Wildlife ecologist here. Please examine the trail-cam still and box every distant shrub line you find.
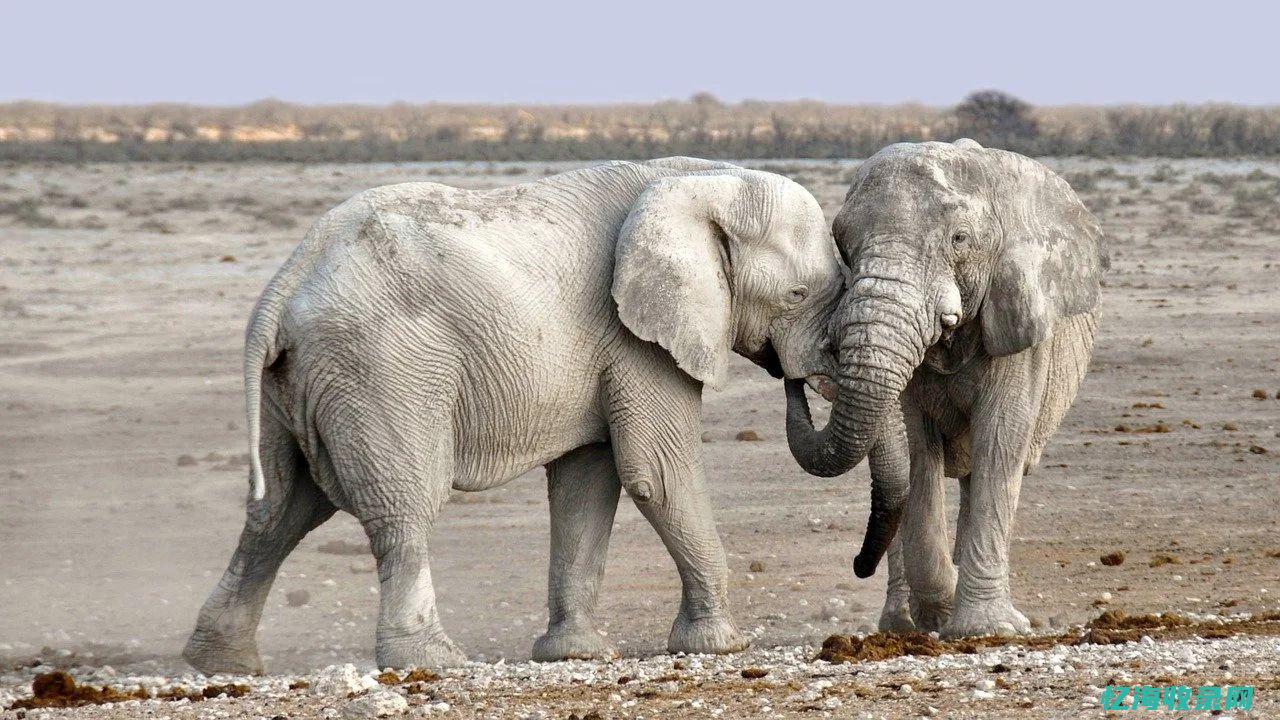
[3,93,1279,161]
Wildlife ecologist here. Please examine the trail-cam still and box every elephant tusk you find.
[805,374,837,402]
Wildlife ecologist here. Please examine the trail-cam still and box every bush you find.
[0,198,57,227]
[953,90,1039,145]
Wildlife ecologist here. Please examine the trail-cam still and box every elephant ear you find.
[978,149,1109,357]
[613,175,745,390]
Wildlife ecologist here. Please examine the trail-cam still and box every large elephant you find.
[785,140,1107,637]
[184,157,844,674]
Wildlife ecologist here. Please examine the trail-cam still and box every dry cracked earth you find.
[1,157,1278,718]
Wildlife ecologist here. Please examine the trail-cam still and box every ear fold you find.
[613,175,747,389]
[977,149,1109,357]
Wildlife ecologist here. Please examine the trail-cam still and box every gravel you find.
[3,627,1276,719]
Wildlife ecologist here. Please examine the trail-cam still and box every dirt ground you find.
[1,158,1277,700]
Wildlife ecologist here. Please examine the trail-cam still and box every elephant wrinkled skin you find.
[785,140,1107,638]
[183,157,844,674]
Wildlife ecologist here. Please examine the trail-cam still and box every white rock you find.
[973,689,995,700]
[310,664,379,696]
[342,689,408,719]
[974,679,996,691]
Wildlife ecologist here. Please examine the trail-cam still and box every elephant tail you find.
[242,194,368,501]
[243,284,286,502]
[243,226,325,501]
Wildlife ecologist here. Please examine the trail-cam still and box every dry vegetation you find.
[4,92,1280,161]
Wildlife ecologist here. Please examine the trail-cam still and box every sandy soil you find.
[1,158,1278,717]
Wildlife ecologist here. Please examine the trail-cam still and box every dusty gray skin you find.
[785,140,1107,637]
[183,157,844,674]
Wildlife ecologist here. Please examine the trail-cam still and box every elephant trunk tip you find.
[852,501,904,580]
[851,552,879,579]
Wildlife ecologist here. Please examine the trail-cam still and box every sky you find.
[7,0,1279,106]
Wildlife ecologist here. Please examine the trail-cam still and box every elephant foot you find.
[376,631,467,670]
[668,613,748,655]
[908,592,954,633]
[183,628,264,676]
[877,593,917,633]
[940,597,1030,639]
[532,624,618,662]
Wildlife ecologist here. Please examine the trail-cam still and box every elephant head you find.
[785,140,1108,576]
[612,167,843,392]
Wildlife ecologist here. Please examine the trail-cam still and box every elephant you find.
[784,140,1107,637]
[183,157,845,674]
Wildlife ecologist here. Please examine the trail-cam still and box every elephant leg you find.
[901,420,957,633]
[184,415,336,675]
[606,365,746,655]
[877,534,916,633]
[628,473,746,655]
[532,443,621,661]
[326,401,465,669]
[953,473,972,563]
[942,362,1039,638]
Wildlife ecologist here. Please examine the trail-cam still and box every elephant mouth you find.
[805,374,837,402]
[744,340,785,379]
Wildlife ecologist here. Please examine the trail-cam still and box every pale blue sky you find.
[7,0,1278,105]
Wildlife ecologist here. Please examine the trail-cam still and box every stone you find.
[309,664,379,696]
[341,688,408,718]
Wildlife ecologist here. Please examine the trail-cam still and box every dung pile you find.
[6,670,250,710]
[816,632,946,663]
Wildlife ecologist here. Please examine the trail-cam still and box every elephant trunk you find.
[784,289,932,576]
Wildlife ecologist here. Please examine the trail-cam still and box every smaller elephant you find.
[184,157,844,674]
[785,140,1107,637]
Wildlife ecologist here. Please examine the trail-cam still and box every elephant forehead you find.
[857,143,986,196]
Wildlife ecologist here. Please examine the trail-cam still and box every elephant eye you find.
[787,286,809,303]
[951,231,971,245]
